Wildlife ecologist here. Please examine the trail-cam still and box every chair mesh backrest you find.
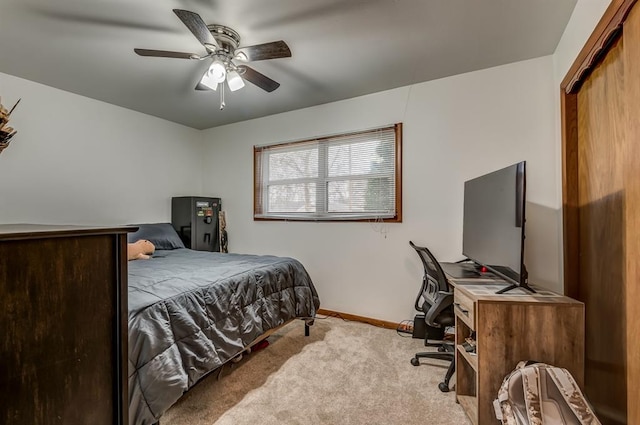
[409,241,450,302]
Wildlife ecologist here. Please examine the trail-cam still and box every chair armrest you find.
[424,291,454,326]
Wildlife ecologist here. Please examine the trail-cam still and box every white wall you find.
[0,72,203,225]
[554,0,612,85]
[201,56,559,322]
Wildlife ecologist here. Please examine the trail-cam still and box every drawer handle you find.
[454,303,469,316]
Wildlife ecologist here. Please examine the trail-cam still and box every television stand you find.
[495,282,536,294]
[494,264,532,294]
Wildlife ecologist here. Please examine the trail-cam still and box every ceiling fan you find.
[134,9,291,109]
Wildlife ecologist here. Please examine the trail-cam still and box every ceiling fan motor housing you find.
[207,25,240,55]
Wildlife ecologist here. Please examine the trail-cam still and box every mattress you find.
[127,249,320,425]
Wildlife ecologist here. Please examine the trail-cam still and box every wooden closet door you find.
[576,35,627,425]
[565,3,640,424]
[623,5,640,424]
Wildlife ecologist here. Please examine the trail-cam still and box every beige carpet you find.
[161,317,472,425]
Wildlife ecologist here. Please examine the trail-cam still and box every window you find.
[254,123,402,221]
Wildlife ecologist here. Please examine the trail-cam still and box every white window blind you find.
[254,123,402,221]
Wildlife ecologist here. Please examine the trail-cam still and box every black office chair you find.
[408,241,456,393]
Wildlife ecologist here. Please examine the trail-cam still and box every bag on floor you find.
[493,361,601,425]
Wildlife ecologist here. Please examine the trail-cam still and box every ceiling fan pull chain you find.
[220,81,226,110]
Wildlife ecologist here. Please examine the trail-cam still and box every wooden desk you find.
[450,282,584,425]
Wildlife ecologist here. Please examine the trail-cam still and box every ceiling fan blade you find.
[238,65,280,92]
[195,82,211,91]
[173,9,219,50]
[30,5,180,33]
[134,49,200,59]
[236,41,291,62]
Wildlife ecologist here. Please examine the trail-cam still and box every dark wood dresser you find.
[0,224,132,425]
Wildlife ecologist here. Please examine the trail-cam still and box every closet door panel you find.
[623,5,640,424]
[576,36,627,424]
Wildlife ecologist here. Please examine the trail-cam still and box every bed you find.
[126,224,320,425]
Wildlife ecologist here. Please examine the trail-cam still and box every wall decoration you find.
[0,97,20,155]
[219,211,228,253]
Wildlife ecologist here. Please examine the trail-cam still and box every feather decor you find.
[0,96,20,155]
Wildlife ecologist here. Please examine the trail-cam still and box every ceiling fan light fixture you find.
[227,70,245,92]
[200,71,219,91]
[208,60,226,83]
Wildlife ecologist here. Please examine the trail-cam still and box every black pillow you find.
[127,223,185,250]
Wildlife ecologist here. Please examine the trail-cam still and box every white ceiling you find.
[0,0,577,130]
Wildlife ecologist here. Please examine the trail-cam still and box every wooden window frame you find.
[254,123,403,222]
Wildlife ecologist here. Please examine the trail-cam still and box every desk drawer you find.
[454,290,475,330]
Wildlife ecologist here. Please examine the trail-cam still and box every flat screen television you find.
[462,161,532,294]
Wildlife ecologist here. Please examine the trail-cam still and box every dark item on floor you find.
[252,339,270,352]
[411,314,447,341]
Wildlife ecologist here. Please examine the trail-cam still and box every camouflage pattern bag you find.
[494,361,601,425]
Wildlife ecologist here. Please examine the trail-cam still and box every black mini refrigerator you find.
[171,196,221,252]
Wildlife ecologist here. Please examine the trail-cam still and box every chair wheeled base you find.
[410,343,455,392]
